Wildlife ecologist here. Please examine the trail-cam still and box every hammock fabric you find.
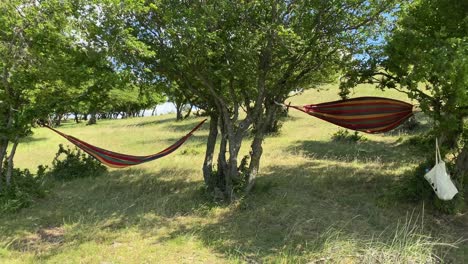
[45,119,207,168]
[287,97,413,133]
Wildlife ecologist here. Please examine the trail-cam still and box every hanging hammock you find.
[285,97,413,133]
[44,119,207,168]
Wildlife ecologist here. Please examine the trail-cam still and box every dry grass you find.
[0,84,466,263]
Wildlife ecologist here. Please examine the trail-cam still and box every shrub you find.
[0,164,47,213]
[331,129,367,143]
[397,158,465,214]
[49,144,107,180]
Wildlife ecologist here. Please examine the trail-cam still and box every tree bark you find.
[203,114,218,189]
[246,102,277,193]
[455,145,468,181]
[246,131,264,193]
[175,101,183,121]
[0,139,8,191]
[88,112,97,125]
[54,114,63,126]
[0,108,14,191]
[217,116,228,191]
[184,104,192,119]
[6,136,19,187]
[152,106,157,116]
[74,112,80,123]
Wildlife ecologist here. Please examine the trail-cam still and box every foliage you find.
[342,0,468,144]
[331,129,367,143]
[394,156,465,214]
[48,144,107,181]
[341,0,468,212]
[0,164,47,213]
[116,0,397,199]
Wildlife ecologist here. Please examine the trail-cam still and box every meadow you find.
[1,85,467,263]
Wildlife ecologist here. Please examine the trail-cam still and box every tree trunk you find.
[74,112,80,123]
[0,139,8,192]
[88,112,97,125]
[0,108,14,191]
[246,133,263,193]
[152,106,157,116]
[203,114,218,189]
[54,114,63,126]
[455,145,468,183]
[246,103,277,193]
[217,117,228,193]
[226,134,242,201]
[6,136,19,187]
[184,104,192,119]
[175,101,183,121]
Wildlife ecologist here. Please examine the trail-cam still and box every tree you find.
[120,0,395,200]
[0,0,79,189]
[341,0,468,173]
[0,0,133,190]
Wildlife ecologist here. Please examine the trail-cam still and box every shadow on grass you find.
[0,167,211,258]
[153,161,429,262]
[0,141,451,262]
[287,138,424,166]
[19,136,48,144]
[130,116,177,127]
[134,134,207,148]
[131,116,211,133]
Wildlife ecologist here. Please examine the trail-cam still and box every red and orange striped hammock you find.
[45,119,206,168]
[285,97,413,133]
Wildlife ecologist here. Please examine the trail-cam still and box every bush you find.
[0,164,47,213]
[331,129,367,143]
[397,158,465,214]
[49,144,107,180]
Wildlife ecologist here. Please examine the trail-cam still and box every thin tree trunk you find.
[226,135,242,201]
[175,101,183,121]
[54,114,63,126]
[455,145,468,181]
[74,112,80,123]
[203,114,218,188]
[184,104,192,119]
[0,108,14,191]
[246,103,277,193]
[152,106,157,116]
[6,136,19,187]
[0,140,8,192]
[217,116,228,190]
[246,134,263,193]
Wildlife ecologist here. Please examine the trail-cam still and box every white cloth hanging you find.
[424,138,458,200]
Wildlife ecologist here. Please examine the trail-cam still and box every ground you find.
[1,84,467,263]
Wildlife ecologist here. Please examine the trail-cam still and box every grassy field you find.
[1,84,467,263]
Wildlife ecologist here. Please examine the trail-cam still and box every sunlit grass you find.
[1,84,465,263]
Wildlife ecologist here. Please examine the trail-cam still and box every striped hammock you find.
[45,119,207,168]
[288,97,413,133]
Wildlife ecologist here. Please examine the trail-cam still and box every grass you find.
[1,84,467,263]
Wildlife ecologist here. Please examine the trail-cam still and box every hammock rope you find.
[279,97,413,134]
[44,119,207,168]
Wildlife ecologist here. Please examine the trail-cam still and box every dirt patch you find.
[9,226,65,252]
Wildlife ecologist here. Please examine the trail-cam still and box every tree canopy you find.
[115,0,397,199]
